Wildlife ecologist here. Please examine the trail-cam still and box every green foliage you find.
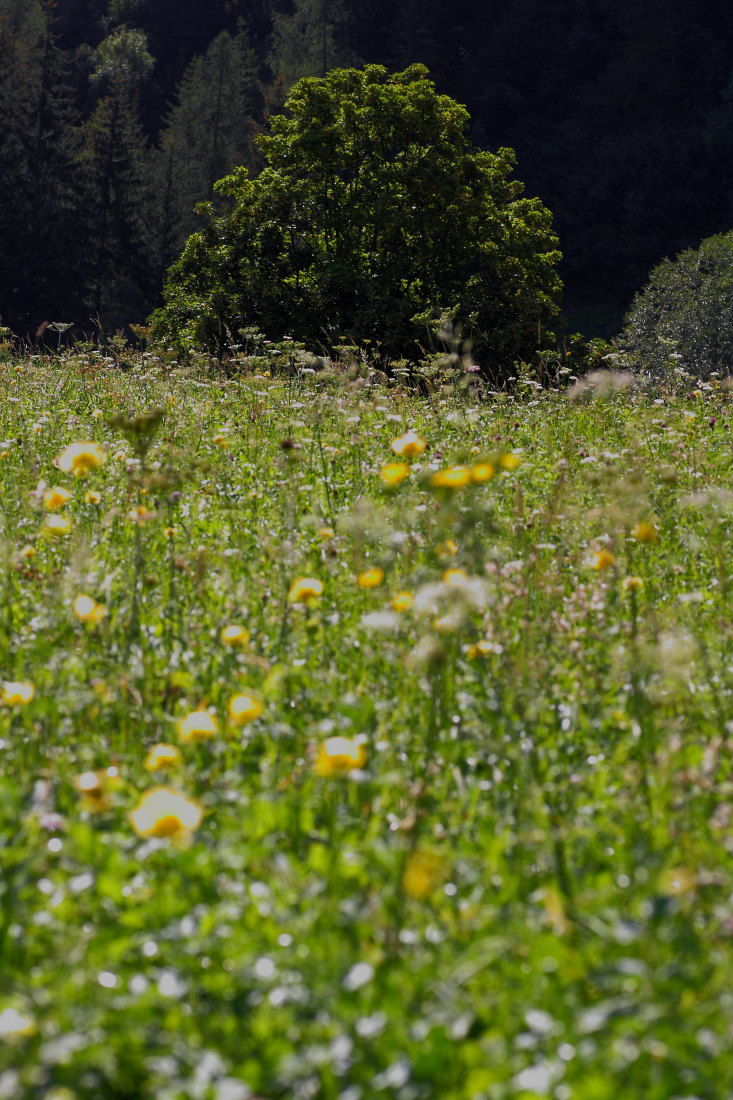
[621,230,733,381]
[151,64,562,373]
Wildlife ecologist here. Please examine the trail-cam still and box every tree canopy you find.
[151,64,562,370]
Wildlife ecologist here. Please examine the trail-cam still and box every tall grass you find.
[1,352,731,1099]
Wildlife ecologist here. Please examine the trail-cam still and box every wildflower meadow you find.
[1,351,732,1099]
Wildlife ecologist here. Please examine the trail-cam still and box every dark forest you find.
[3,0,733,341]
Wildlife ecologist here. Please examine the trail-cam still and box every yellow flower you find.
[213,433,230,449]
[164,526,176,539]
[357,566,384,588]
[0,1007,37,1040]
[73,766,121,812]
[589,549,615,571]
[128,505,155,525]
[631,522,659,543]
[499,453,522,470]
[129,786,203,842]
[443,568,468,585]
[379,462,409,487]
[430,466,471,490]
[317,526,335,540]
[220,624,250,648]
[84,489,101,505]
[144,743,183,772]
[314,736,367,777]
[227,693,264,725]
[19,545,36,559]
[40,514,72,539]
[72,594,107,625]
[1,681,35,706]
[471,462,495,483]
[466,639,494,659]
[391,591,414,612]
[622,576,645,592]
[402,850,446,900]
[0,450,9,460]
[56,440,106,476]
[288,576,324,603]
[435,539,458,559]
[390,430,427,458]
[91,408,104,419]
[43,486,72,511]
[177,709,218,744]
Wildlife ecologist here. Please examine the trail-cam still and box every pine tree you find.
[152,27,262,278]
[79,81,154,328]
[268,0,357,90]
[0,0,83,333]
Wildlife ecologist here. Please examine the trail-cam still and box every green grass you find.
[1,353,732,1099]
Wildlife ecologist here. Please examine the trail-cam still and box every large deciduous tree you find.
[151,64,562,372]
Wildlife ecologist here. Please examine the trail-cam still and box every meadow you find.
[1,348,732,1100]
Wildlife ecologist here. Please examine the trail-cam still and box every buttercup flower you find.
[589,549,615,571]
[128,505,155,525]
[129,786,203,842]
[43,486,72,511]
[314,736,367,777]
[19,546,36,559]
[390,430,426,458]
[40,514,72,539]
[631,522,659,543]
[499,453,522,470]
[84,489,101,505]
[430,466,471,490]
[357,566,384,588]
[466,639,495,659]
[443,568,468,585]
[1,681,35,706]
[435,539,458,559]
[56,441,106,476]
[379,462,409,487]
[391,591,414,612]
[177,709,218,744]
[227,693,264,725]
[72,594,107,625]
[144,743,183,772]
[402,850,446,900]
[288,577,324,603]
[622,576,645,592]
[471,462,495,483]
[220,624,250,648]
[317,526,335,540]
[73,766,121,812]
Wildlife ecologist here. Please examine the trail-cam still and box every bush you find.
[620,230,733,381]
[150,64,562,374]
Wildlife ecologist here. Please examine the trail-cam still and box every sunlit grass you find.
[1,354,732,1099]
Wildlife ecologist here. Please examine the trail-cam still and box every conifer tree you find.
[78,28,155,329]
[0,0,83,333]
[268,0,357,89]
[152,27,262,277]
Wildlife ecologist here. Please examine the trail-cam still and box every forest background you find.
[3,0,733,344]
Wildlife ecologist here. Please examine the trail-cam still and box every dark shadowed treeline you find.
[3,0,733,339]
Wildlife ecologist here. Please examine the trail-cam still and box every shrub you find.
[150,64,562,375]
[620,230,733,381]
